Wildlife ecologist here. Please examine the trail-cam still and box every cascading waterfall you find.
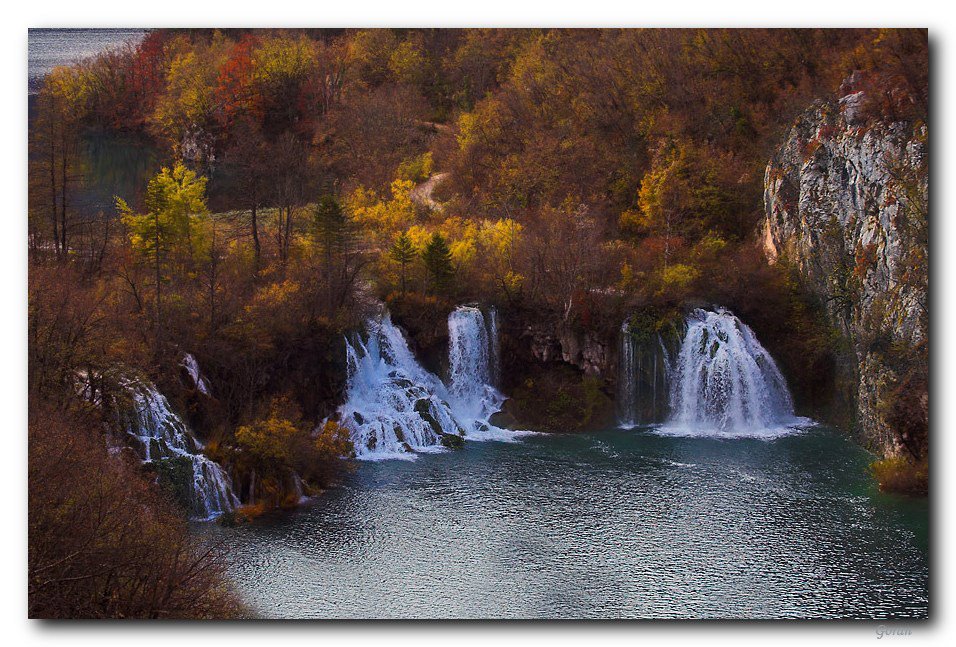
[341,306,527,460]
[662,308,799,437]
[180,353,211,395]
[119,376,239,519]
[341,314,466,460]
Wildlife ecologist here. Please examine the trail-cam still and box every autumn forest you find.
[27,28,929,619]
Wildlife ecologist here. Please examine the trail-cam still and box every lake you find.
[28,28,162,214]
[199,425,929,620]
[28,28,147,94]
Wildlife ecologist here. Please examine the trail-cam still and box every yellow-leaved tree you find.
[347,179,418,245]
[117,162,209,340]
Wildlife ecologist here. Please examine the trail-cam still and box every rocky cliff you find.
[520,321,614,378]
[492,311,618,432]
[762,84,928,458]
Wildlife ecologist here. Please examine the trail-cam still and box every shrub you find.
[870,456,928,496]
[231,397,354,506]
[396,152,434,183]
[29,404,240,618]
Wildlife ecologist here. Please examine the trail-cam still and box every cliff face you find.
[493,312,618,432]
[521,321,614,378]
[762,88,927,457]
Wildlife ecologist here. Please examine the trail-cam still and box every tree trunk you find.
[251,203,261,271]
[154,212,162,345]
[59,133,68,258]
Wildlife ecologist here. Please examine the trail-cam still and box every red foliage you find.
[214,35,263,133]
[126,31,172,128]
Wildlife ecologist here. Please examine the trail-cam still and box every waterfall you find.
[119,376,239,519]
[447,306,514,439]
[662,308,799,437]
[488,307,501,387]
[618,320,638,428]
[180,353,211,395]
[341,307,528,460]
[340,314,465,460]
[617,318,674,427]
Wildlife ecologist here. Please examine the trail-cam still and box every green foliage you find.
[311,195,354,255]
[147,455,196,513]
[660,263,700,290]
[421,232,456,294]
[389,231,418,294]
[252,36,315,89]
[118,161,210,265]
[388,39,428,86]
[116,162,210,335]
[347,29,399,86]
[625,308,682,345]
[396,152,434,183]
[390,231,418,265]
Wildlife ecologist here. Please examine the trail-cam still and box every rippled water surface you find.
[199,426,928,619]
[28,29,147,94]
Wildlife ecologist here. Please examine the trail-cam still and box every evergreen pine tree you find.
[389,231,417,295]
[421,232,455,294]
[311,195,356,310]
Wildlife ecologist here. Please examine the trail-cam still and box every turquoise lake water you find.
[199,425,929,620]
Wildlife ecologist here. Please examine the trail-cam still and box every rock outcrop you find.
[493,311,618,432]
[523,322,613,378]
[762,86,928,457]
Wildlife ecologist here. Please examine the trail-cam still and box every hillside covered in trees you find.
[28,28,928,618]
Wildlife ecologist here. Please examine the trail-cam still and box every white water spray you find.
[448,306,503,419]
[181,353,211,395]
[341,307,528,460]
[120,376,239,519]
[446,306,523,442]
[661,308,801,438]
[340,314,465,460]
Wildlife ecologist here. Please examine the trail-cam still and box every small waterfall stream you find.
[119,376,239,519]
[617,319,674,427]
[488,307,501,387]
[447,306,504,423]
[180,353,211,395]
[341,306,526,460]
[618,320,639,428]
[662,308,798,437]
